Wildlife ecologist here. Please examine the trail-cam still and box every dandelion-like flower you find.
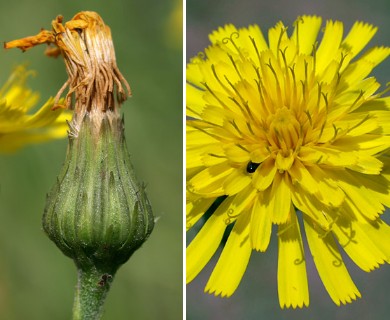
[186,15,390,308]
[0,66,70,152]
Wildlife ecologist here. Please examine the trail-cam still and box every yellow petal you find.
[186,83,205,118]
[303,216,361,305]
[316,20,344,75]
[291,185,330,230]
[186,57,205,88]
[332,215,388,271]
[188,162,233,196]
[224,143,250,163]
[367,110,390,135]
[1,95,69,126]
[187,197,234,283]
[333,112,378,137]
[186,125,219,147]
[250,194,272,251]
[0,128,67,153]
[223,169,251,195]
[293,15,322,55]
[268,21,288,56]
[332,134,390,155]
[275,152,294,171]
[186,146,208,169]
[250,145,270,163]
[278,211,309,308]
[205,212,251,297]
[224,185,257,220]
[306,165,345,207]
[346,169,390,209]
[186,197,216,230]
[252,157,277,191]
[202,105,227,126]
[202,146,227,167]
[358,218,390,261]
[209,24,238,45]
[341,47,390,89]
[360,46,390,67]
[347,153,383,175]
[240,24,269,59]
[341,21,377,59]
[269,172,292,224]
[329,169,383,220]
[289,159,319,195]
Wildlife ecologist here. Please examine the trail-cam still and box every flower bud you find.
[43,111,153,271]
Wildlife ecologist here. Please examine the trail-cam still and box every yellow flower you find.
[166,0,183,49]
[186,15,390,308]
[0,66,70,153]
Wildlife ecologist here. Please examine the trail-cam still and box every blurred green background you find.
[187,0,390,319]
[0,0,182,319]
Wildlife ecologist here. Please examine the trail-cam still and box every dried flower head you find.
[5,11,131,134]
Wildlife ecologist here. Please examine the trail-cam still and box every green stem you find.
[72,266,115,320]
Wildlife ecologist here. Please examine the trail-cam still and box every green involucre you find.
[43,112,154,273]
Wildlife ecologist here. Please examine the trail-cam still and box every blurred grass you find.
[187,0,390,319]
[0,0,182,319]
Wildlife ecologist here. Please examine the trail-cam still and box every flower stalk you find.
[73,266,113,320]
[5,11,154,319]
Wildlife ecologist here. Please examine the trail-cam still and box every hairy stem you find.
[72,266,115,320]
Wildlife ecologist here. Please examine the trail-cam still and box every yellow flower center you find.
[267,106,301,172]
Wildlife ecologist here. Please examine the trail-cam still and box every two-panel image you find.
[0,0,390,319]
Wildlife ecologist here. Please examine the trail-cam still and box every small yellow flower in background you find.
[166,0,183,49]
[0,66,71,153]
[186,15,390,308]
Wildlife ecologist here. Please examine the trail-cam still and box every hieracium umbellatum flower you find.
[6,11,154,319]
[187,16,390,308]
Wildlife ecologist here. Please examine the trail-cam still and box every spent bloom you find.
[186,15,390,308]
[5,12,154,318]
[0,66,70,152]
